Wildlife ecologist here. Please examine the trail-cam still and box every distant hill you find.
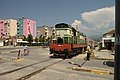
[88,34,102,41]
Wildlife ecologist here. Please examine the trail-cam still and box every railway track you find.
[0,58,64,80]
[17,59,64,80]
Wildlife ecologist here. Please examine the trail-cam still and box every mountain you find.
[88,34,102,41]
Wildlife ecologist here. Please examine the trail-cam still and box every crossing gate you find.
[0,50,21,62]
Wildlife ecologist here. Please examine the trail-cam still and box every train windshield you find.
[57,37,63,44]
[56,29,67,37]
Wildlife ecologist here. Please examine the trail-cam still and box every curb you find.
[94,57,114,60]
[68,67,113,75]
[0,52,9,54]
[83,57,114,60]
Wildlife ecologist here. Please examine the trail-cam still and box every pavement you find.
[94,50,114,60]
[0,45,23,48]
[0,46,114,79]
[68,49,114,75]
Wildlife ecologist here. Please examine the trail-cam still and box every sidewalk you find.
[94,50,114,60]
[70,50,114,75]
[75,50,114,60]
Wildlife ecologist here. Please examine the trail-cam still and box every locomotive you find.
[49,23,87,58]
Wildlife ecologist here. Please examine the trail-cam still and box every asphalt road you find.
[28,48,114,80]
[0,46,114,80]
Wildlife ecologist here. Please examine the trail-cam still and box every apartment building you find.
[17,17,36,39]
[0,19,17,37]
[0,20,5,37]
[37,26,55,39]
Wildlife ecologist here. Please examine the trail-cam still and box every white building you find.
[37,26,55,39]
[4,19,17,37]
[102,29,115,50]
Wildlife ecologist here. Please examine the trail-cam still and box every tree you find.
[27,34,33,43]
[42,36,46,43]
[39,35,42,42]
[46,37,50,42]
[23,35,26,41]
[35,37,38,43]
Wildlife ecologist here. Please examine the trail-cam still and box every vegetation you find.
[23,35,26,41]
[35,37,38,43]
[27,34,33,43]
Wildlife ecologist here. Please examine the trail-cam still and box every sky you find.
[0,0,115,37]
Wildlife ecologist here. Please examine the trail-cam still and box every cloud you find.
[71,20,82,31]
[80,6,115,36]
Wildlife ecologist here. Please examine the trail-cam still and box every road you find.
[0,46,114,80]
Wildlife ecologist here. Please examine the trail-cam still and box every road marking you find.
[68,67,113,75]
[90,69,110,75]
[14,58,24,62]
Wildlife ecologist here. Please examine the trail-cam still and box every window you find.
[113,33,115,37]
[1,29,3,31]
[57,37,63,44]
[0,21,3,23]
[70,30,71,34]
[8,23,10,26]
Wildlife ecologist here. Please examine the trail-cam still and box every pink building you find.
[23,18,36,38]
[0,20,5,37]
[18,17,36,39]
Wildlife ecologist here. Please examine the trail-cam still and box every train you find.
[49,23,87,58]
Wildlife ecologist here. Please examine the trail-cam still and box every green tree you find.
[39,35,42,42]
[35,37,38,43]
[42,36,46,43]
[23,35,26,41]
[27,34,33,43]
[46,37,50,42]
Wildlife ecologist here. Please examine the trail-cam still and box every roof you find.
[103,29,115,35]
[55,23,70,28]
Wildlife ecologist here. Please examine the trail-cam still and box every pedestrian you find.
[14,42,16,47]
[24,45,29,56]
[86,45,91,61]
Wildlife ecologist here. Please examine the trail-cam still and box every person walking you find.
[86,45,91,61]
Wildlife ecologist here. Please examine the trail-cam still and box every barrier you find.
[0,50,22,61]
[17,50,21,59]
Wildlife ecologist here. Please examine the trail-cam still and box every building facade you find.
[0,19,17,37]
[6,19,17,37]
[102,29,115,50]
[37,26,55,39]
[17,17,36,39]
[0,20,5,37]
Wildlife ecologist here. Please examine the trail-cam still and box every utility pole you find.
[115,0,120,80]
